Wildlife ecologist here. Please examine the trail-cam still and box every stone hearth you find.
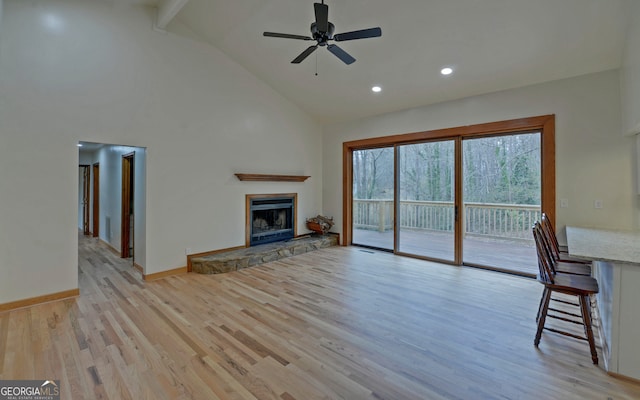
[191,234,338,274]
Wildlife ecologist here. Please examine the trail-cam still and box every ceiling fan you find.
[263,1,382,65]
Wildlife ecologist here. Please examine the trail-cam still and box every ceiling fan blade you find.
[334,27,382,42]
[292,45,318,64]
[314,2,329,33]
[264,32,313,40]
[327,44,355,65]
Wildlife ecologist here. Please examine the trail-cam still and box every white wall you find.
[134,146,146,268]
[323,70,637,245]
[619,0,640,220]
[0,0,322,304]
[620,0,640,136]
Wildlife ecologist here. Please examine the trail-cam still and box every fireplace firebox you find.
[247,194,296,246]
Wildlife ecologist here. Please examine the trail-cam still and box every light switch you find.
[560,199,569,208]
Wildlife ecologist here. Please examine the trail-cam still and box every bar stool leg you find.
[536,287,548,323]
[579,295,598,364]
[535,288,552,346]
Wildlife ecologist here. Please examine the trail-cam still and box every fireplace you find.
[246,194,296,246]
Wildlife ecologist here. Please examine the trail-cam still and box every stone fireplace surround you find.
[190,234,338,274]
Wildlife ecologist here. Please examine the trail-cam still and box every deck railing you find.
[353,199,540,241]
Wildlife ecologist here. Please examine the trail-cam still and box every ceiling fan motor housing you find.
[311,22,335,45]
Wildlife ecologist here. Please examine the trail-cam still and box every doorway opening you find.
[78,142,146,273]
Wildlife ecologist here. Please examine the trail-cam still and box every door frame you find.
[342,115,555,265]
[92,163,100,238]
[80,165,91,235]
[121,153,135,258]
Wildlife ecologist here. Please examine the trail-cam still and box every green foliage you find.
[353,148,394,200]
[463,133,540,205]
[353,132,541,206]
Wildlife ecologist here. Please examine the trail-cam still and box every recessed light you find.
[441,67,453,75]
[371,86,382,93]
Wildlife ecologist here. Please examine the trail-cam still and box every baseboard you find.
[133,263,144,274]
[99,239,121,257]
[186,245,246,272]
[144,266,188,281]
[607,371,640,385]
[0,288,80,313]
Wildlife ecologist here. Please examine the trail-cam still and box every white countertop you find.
[566,226,640,265]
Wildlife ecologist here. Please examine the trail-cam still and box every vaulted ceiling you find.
[158,0,631,124]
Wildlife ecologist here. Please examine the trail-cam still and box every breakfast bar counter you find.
[566,226,640,381]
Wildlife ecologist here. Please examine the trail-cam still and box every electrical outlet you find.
[560,199,569,208]
[594,200,603,209]
[185,247,192,255]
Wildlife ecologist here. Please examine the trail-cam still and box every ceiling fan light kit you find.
[263,1,382,65]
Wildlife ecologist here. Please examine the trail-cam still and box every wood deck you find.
[353,228,537,276]
[1,235,639,399]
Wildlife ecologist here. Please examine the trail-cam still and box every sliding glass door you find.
[346,116,552,277]
[398,140,456,262]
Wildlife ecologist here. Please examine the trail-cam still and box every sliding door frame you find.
[342,115,555,264]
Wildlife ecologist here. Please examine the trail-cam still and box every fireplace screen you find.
[250,196,295,246]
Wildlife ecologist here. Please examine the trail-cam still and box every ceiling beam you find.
[155,0,190,31]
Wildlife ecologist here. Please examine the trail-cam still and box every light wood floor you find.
[2,236,640,399]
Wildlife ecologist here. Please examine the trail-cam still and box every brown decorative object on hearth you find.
[235,173,310,182]
[306,215,334,235]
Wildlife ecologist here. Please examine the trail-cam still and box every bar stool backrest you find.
[533,222,555,284]
[540,213,562,260]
